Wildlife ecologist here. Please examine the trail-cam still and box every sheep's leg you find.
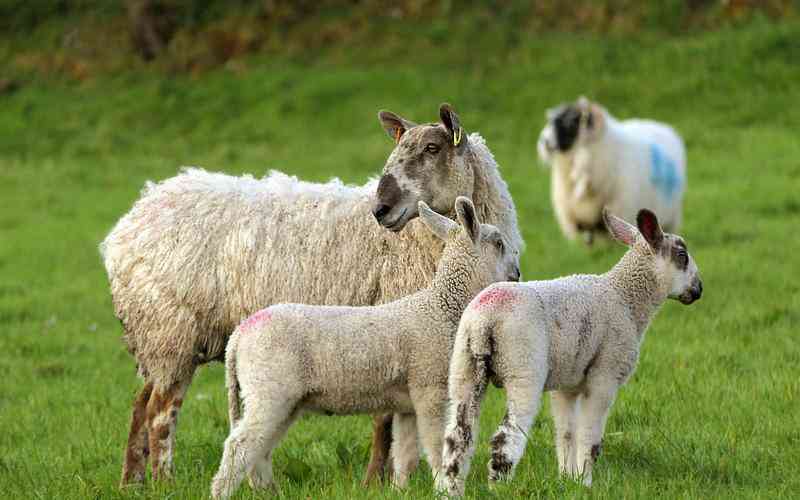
[550,391,579,476]
[120,381,154,485]
[211,404,297,499]
[442,339,489,496]
[363,413,394,485]
[146,376,192,481]
[390,413,418,488]
[487,378,543,483]
[414,401,446,491]
[574,378,618,487]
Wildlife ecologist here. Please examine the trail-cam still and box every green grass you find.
[1,18,800,499]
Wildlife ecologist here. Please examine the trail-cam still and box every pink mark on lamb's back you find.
[473,287,516,309]
[240,309,272,332]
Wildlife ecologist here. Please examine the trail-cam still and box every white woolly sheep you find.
[441,209,703,496]
[537,97,686,244]
[100,103,523,485]
[209,197,520,498]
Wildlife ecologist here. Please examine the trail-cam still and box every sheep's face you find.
[373,104,473,232]
[537,97,605,164]
[658,234,703,305]
[605,208,702,305]
[419,197,521,289]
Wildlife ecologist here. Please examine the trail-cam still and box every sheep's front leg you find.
[390,413,418,488]
[574,378,618,486]
[413,400,446,491]
[146,376,192,480]
[550,391,579,476]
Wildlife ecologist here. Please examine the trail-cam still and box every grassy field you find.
[1,16,799,499]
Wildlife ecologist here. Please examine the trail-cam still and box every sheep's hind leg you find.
[550,391,579,477]
[487,378,544,484]
[390,413,418,488]
[363,413,394,485]
[120,381,154,486]
[413,400,447,491]
[211,404,297,499]
[147,374,193,481]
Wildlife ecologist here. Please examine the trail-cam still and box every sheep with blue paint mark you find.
[537,97,686,244]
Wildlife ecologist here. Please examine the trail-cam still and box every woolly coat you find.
[544,112,686,236]
[100,134,522,388]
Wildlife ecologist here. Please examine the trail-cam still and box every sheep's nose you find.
[692,280,703,301]
[372,204,392,222]
[510,267,521,282]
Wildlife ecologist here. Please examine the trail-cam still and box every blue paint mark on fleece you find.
[649,144,681,198]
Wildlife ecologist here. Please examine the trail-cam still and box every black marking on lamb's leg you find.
[591,442,602,462]
[488,431,512,481]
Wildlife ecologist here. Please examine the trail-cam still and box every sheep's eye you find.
[677,251,688,267]
[424,143,440,154]
[495,238,505,253]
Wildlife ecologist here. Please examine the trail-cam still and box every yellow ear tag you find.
[453,127,462,146]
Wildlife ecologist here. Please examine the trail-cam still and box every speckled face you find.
[477,224,521,284]
[374,123,473,232]
[661,234,702,304]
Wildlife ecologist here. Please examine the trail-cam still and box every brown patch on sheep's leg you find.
[120,381,154,486]
[362,413,394,485]
[147,377,192,481]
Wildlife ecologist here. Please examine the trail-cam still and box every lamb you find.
[537,97,686,244]
[441,208,703,496]
[99,103,523,485]
[210,197,521,499]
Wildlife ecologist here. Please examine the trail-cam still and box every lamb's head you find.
[603,208,703,305]
[419,197,521,290]
[373,103,474,231]
[537,96,607,164]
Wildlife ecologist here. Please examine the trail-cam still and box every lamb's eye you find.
[495,238,505,253]
[424,143,440,154]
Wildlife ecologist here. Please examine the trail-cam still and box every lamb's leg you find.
[363,413,394,485]
[146,375,192,481]
[390,413,418,488]
[550,391,579,476]
[120,381,154,485]
[487,378,543,483]
[442,337,489,496]
[212,403,298,499]
[574,377,618,487]
[414,400,446,491]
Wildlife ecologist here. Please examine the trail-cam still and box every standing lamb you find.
[537,96,686,244]
[210,197,520,498]
[100,103,523,485]
[441,209,702,496]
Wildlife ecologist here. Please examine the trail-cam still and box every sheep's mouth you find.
[383,208,409,232]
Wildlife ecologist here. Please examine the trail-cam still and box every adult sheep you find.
[536,97,686,244]
[101,103,523,485]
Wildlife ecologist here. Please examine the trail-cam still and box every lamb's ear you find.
[455,196,480,245]
[418,201,457,241]
[378,110,417,143]
[636,209,664,249]
[439,103,466,152]
[602,208,637,247]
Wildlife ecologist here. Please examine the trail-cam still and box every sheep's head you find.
[537,96,606,164]
[419,197,521,288]
[373,103,474,231]
[603,208,703,305]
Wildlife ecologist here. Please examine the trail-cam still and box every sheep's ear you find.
[636,209,664,249]
[455,196,480,245]
[439,103,466,152]
[378,110,417,143]
[418,201,457,241]
[602,208,637,247]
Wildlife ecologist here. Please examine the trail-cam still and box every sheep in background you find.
[100,103,523,485]
[441,209,702,496]
[537,97,686,244]
[210,198,520,498]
